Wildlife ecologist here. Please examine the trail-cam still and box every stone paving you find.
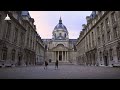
[0,65,120,79]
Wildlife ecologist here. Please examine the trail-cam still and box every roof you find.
[21,11,31,18]
[53,17,68,32]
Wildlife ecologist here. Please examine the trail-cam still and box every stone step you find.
[48,62,74,65]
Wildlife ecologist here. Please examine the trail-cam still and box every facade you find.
[0,11,45,67]
[36,34,45,65]
[43,18,77,64]
[76,11,120,67]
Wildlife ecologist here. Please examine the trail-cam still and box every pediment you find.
[51,44,68,51]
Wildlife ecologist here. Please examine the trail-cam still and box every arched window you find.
[1,47,8,61]
[11,49,16,61]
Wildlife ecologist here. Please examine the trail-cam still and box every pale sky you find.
[29,11,92,39]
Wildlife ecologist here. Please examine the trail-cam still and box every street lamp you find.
[4,13,11,20]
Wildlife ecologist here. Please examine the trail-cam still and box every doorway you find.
[59,55,62,61]
[104,56,108,66]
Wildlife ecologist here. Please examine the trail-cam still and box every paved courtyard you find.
[0,65,120,79]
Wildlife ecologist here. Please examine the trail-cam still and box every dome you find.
[53,17,68,32]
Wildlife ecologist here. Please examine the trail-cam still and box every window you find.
[14,28,18,44]
[92,32,94,47]
[11,49,16,61]
[0,15,1,32]
[30,39,32,48]
[105,18,110,28]
[92,32,94,40]
[97,26,100,35]
[27,37,29,47]
[64,33,66,38]
[59,33,61,36]
[113,26,118,38]
[89,34,91,48]
[111,12,117,24]
[102,34,105,43]
[100,52,102,61]
[107,31,110,41]
[54,33,56,38]
[1,47,7,61]
[109,49,113,61]
[98,37,100,45]
[117,47,120,61]
[6,21,11,40]
[20,32,25,46]
[101,23,104,32]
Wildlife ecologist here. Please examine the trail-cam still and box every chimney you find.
[34,25,36,30]
[82,24,86,29]
[86,16,90,23]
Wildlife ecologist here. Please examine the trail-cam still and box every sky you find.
[29,11,92,39]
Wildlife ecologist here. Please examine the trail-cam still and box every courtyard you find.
[0,65,120,79]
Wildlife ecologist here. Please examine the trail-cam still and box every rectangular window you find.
[59,33,62,36]
[98,37,100,45]
[6,21,11,40]
[89,34,91,48]
[109,49,113,61]
[0,15,1,32]
[113,26,118,38]
[105,18,110,28]
[14,28,18,44]
[101,23,104,32]
[97,26,100,35]
[20,32,24,46]
[92,32,94,47]
[100,52,102,61]
[102,34,105,43]
[117,47,120,61]
[107,31,110,41]
[11,50,16,61]
[111,12,117,24]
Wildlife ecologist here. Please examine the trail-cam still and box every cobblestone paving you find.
[0,65,120,79]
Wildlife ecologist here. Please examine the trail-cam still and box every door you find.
[104,56,108,66]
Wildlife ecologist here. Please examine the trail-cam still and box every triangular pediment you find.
[51,44,68,51]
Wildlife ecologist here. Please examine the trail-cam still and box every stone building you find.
[36,34,45,65]
[43,17,77,64]
[76,11,120,67]
[0,11,45,67]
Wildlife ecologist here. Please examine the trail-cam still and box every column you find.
[62,51,63,61]
[67,51,68,62]
[55,51,56,61]
[65,51,66,61]
[53,51,55,60]
[58,51,59,61]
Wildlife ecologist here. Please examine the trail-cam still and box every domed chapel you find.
[42,17,77,64]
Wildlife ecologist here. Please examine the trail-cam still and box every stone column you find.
[58,51,59,61]
[55,51,56,61]
[65,51,66,61]
[67,51,68,62]
[62,51,63,61]
[54,51,55,61]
